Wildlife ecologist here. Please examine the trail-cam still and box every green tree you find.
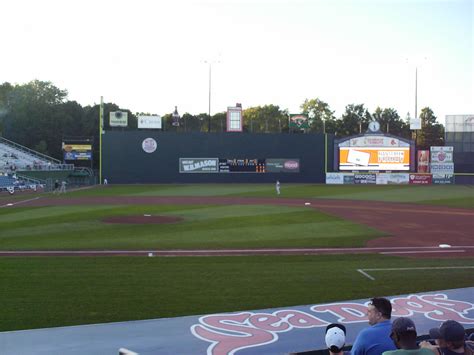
[243,105,287,133]
[300,98,336,133]
[338,104,371,136]
[417,107,444,149]
[372,107,411,139]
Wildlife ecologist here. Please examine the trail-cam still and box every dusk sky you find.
[2,0,472,123]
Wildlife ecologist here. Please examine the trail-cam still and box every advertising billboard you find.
[376,173,410,184]
[179,158,300,173]
[109,111,128,127]
[430,146,453,163]
[339,147,410,171]
[62,143,92,161]
[409,174,432,185]
[354,173,377,184]
[179,158,219,173]
[265,159,300,173]
[138,115,162,129]
[417,150,430,173]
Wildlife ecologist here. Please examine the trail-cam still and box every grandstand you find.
[0,137,79,193]
[0,137,73,173]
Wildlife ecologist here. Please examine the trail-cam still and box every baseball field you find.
[0,184,473,332]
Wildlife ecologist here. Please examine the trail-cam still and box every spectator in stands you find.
[383,317,433,355]
[420,320,472,355]
[351,297,396,355]
[325,323,346,355]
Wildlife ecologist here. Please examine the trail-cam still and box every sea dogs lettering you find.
[191,293,474,355]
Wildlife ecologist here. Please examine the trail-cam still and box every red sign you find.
[417,150,430,173]
[409,174,432,184]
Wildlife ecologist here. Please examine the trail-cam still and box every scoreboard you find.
[179,158,300,173]
[219,158,266,173]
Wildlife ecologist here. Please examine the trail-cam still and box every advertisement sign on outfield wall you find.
[417,150,430,173]
[430,163,454,174]
[409,174,432,184]
[376,173,410,185]
[430,146,454,163]
[326,173,345,184]
[354,173,376,184]
[432,174,455,184]
[179,158,219,173]
[266,159,300,173]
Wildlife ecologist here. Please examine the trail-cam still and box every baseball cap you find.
[325,323,346,352]
[392,317,417,334]
[429,320,465,342]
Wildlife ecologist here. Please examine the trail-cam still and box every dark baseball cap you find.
[392,317,417,334]
[429,320,465,342]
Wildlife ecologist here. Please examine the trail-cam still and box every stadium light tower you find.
[204,59,220,133]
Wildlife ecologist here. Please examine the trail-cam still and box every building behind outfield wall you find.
[445,115,474,184]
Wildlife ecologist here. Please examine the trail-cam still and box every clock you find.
[368,121,380,132]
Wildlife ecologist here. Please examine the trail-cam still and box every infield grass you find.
[0,204,382,250]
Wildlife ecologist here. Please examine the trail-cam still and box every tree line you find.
[0,80,444,163]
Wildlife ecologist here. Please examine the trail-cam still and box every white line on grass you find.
[357,269,376,280]
[357,266,474,281]
[0,196,40,208]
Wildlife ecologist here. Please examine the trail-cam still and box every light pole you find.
[204,60,220,133]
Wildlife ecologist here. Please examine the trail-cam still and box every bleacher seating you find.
[0,137,73,173]
[0,175,16,188]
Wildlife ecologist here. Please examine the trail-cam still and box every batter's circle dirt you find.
[102,215,184,224]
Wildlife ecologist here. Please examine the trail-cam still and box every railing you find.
[15,173,45,185]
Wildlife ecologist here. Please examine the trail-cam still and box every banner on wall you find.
[354,173,376,184]
[432,174,455,184]
[179,158,219,173]
[326,173,345,184]
[430,163,454,174]
[376,173,410,185]
[417,150,430,173]
[430,146,453,163]
[409,174,432,185]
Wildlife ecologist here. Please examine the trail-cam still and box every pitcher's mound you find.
[102,215,184,224]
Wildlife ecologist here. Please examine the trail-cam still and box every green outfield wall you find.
[103,131,333,183]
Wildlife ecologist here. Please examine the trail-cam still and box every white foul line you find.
[0,197,40,208]
[357,266,474,281]
[357,269,376,280]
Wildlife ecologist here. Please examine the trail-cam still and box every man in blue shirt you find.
[351,297,397,355]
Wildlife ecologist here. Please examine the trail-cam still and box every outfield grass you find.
[0,204,383,250]
[60,184,474,208]
[1,254,473,331]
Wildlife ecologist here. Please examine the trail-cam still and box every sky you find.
[1,0,473,123]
